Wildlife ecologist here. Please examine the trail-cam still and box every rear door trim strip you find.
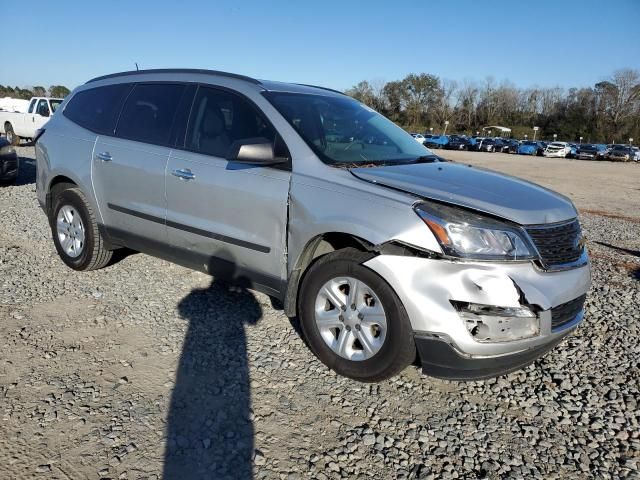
[106,203,270,253]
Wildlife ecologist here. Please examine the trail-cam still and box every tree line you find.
[0,85,71,100]
[345,69,640,144]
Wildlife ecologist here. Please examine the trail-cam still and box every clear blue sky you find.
[4,0,639,91]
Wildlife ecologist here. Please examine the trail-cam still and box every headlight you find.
[414,202,536,260]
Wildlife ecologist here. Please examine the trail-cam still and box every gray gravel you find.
[0,147,638,479]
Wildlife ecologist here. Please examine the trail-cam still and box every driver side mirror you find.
[227,137,287,165]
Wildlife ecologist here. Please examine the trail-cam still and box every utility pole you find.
[443,121,449,136]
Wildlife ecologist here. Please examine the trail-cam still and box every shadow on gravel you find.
[593,241,640,258]
[163,278,261,479]
[16,156,36,186]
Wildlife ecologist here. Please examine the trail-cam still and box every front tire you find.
[298,249,416,382]
[50,187,113,271]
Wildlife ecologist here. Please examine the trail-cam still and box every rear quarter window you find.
[63,84,132,134]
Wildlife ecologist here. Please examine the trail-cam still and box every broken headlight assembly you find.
[414,202,536,261]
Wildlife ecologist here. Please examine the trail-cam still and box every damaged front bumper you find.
[364,254,591,380]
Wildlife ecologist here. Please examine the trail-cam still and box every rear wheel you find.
[50,187,113,271]
[5,124,19,146]
[298,249,415,382]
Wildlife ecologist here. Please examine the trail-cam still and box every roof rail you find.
[296,83,345,95]
[86,68,261,85]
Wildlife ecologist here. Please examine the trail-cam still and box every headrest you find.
[202,109,224,136]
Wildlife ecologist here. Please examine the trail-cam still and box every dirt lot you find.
[1,148,638,479]
[438,150,640,220]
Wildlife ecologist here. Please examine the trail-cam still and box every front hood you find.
[350,162,577,225]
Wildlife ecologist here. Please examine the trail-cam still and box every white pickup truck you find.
[0,97,63,145]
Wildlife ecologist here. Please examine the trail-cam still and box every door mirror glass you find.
[227,137,287,165]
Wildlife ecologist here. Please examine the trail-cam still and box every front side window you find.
[64,84,132,134]
[115,83,185,145]
[186,86,275,158]
[265,92,430,166]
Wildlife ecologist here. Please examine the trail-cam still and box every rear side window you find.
[64,84,131,134]
[115,83,185,145]
[185,86,275,158]
[36,99,50,117]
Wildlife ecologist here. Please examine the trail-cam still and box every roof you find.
[87,68,260,84]
[482,125,512,132]
[86,68,345,97]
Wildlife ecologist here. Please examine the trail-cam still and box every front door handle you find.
[96,151,112,162]
[172,168,195,180]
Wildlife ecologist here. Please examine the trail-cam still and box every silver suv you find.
[35,69,591,382]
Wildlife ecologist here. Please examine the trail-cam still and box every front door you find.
[165,86,291,296]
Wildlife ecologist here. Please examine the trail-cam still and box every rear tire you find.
[298,248,416,382]
[50,186,113,271]
[5,124,19,146]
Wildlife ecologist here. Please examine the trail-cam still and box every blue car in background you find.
[517,141,545,156]
[423,134,449,149]
[568,144,578,158]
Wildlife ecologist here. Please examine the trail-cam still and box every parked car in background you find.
[0,137,19,184]
[410,133,426,145]
[543,142,572,158]
[503,139,520,153]
[35,68,590,382]
[567,144,578,158]
[606,144,635,162]
[576,144,607,160]
[478,138,503,152]
[423,134,449,149]
[468,137,485,151]
[632,147,640,162]
[446,135,472,150]
[517,141,544,156]
[0,97,63,145]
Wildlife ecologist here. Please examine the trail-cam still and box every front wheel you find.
[50,187,113,271]
[298,249,416,382]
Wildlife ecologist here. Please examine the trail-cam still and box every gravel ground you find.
[1,147,638,479]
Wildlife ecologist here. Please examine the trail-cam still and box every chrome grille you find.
[526,219,583,268]
[551,294,586,330]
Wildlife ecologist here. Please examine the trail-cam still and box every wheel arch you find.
[46,175,78,215]
[283,231,376,317]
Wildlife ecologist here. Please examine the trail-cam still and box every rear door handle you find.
[96,151,112,162]
[172,168,195,180]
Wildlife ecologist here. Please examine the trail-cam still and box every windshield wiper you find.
[397,155,442,165]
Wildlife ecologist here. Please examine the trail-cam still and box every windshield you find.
[581,144,595,150]
[50,100,63,113]
[265,92,431,165]
[522,141,536,146]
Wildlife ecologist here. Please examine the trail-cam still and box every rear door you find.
[165,85,291,296]
[93,83,188,250]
